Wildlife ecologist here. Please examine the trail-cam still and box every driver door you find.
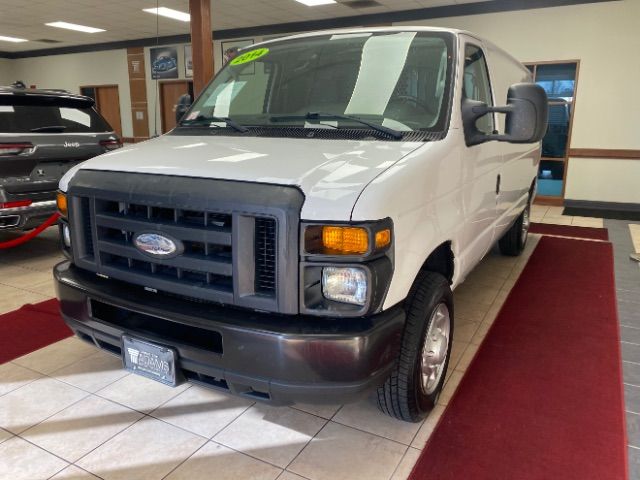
[458,38,502,273]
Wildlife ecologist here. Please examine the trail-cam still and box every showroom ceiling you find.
[0,0,491,52]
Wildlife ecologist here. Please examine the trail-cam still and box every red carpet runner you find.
[0,299,71,364]
[411,236,627,480]
[530,222,609,241]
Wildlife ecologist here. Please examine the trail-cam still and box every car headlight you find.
[300,219,393,316]
[322,267,368,306]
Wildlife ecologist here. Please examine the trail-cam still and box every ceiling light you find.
[45,22,105,33]
[295,0,337,5]
[0,35,28,43]
[143,7,191,22]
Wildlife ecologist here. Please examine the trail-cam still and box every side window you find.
[463,44,494,134]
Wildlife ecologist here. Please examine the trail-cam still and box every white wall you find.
[9,50,133,138]
[0,58,16,85]
[565,158,640,204]
[396,0,640,203]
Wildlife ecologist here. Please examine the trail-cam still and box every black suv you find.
[0,84,121,231]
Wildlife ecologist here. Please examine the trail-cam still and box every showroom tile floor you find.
[0,209,637,480]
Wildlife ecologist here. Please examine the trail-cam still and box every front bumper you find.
[0,199,57,230]
[54,261,405,405]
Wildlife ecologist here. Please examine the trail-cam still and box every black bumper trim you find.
[55,261,405,405]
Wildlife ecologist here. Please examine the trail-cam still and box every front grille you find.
[91,199,238,303]
[81,197,94,259]
[67,171,303,314]
[95,200,233,294]
[73,197,277,306]
[255,218,277,295]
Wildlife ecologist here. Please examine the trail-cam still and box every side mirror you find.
[462,83,548,147]
[175,93,193,124]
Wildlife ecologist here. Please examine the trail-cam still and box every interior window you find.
[463,44,494,134]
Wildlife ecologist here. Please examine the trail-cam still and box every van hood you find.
[60,134,424,220]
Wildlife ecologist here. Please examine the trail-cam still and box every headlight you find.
[56,191,68,218]
[62,223,71,248]
[322,267,368,306]
[301,219,393,315]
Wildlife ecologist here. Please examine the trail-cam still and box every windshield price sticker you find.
[230,48,269,66]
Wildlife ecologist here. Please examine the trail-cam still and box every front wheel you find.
[498,203,530,256]
[376,271,453,422]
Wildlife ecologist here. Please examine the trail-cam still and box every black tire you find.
[498,203,530,257]
[376,271,453,422]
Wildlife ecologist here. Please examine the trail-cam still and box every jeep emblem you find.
[133,232,182,258]
[63,141,80,148]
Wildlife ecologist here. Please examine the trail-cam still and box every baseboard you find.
[564,199,640,221]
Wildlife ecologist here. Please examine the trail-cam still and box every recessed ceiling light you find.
[143,7,191,22]
[0,35,28,43]
[295,0,337,5]
[45,22,105,33]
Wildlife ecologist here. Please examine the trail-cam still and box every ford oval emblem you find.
[133,232,182,258]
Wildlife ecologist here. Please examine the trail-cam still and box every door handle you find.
[496,174,501,195]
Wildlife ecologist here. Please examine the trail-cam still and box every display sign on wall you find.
[184,45,193,78]
[221,39,254,71]
[150,46,179,79]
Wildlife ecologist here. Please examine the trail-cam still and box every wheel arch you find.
[418,241,455,285]
[529,176,537,201]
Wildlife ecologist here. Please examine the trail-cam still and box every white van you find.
[55,27,547,422]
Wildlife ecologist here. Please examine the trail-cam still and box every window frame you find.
[462,42,497,135]
[524,59,581,205]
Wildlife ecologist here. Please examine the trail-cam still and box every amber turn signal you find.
[375,229,391,249]
[322,226,369,254]
[56,191,68,218]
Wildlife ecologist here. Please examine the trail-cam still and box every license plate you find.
[122,336,178,386]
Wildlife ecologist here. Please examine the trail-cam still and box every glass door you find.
[525,62,579,204]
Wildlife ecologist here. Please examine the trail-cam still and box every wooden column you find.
[126,47,150,142]
[189,0,214,97]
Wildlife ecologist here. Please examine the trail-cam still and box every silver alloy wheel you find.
[521,204,531,245]
[420,303,451,395]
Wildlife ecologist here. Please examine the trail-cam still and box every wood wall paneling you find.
[569,148,640,160]
[127,47,149,140]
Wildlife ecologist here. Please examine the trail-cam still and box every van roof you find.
[255,26,484,45]
[253,26,523,68]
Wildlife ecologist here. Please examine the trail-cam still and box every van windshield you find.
[185,31,454,137]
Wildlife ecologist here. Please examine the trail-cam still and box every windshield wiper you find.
[180,115,248,133]
[30,125,67,133]
[270,112,403,140]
